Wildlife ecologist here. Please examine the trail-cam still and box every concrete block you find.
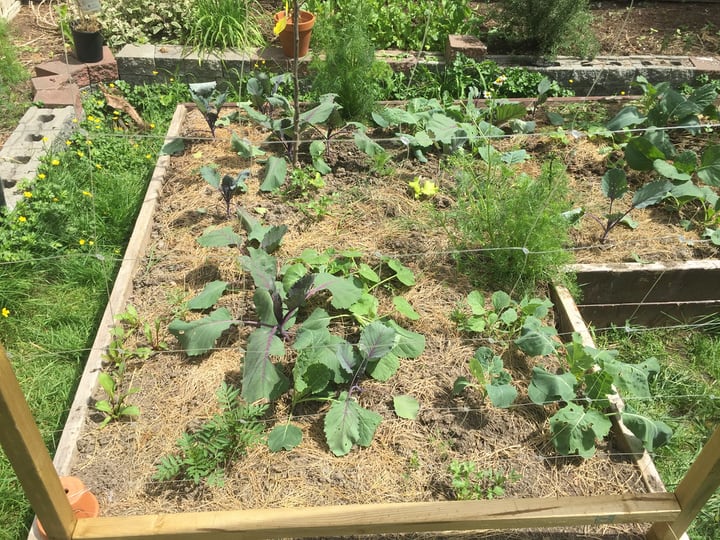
[116,44,156,84]
[0,0,20,21]
[446,34,488,63]
[85,47,119,84]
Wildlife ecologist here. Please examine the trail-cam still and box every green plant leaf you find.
[197,226,242,247]
[240,247,277,291]
[260,156,288,192]
[621,411,673,452]
[491,290,512,312]
[366,351,400,381]
[603,356,660,398]
[231,132,265,158]
[94,399,113,414]
[187,280,228,310]
[241,327,288,402]
[492,103,528,125]
[632,179,673,209]
[625,136,666,171]
[393,296,420,320]
[514,317,557,356]
[98,372,115,397]
[697,145,720,187]
[485,382,518,409]
[453,376,473,396]
[268,424,303,452]
[160,137,185,156]
[386,258,415,286]
[549,403,611,458]
[309,140,331,175]
[168,307,235,356]
[199,165,221,188]
[312,273,363,309]
[393,395,420,419]
[383,320,425,358]
[359,321,397,361]
[653,159,691,182]
[118,405,140,418]
[601,168,628,200]
[324,392,382,456]
[528,367,576,405]
[357,263,380,284]
[606,106,646,131]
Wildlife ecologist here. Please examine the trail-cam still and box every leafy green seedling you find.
[94,363,140,428]
[453,346,517,408]
[200,165,249,217]
[189,81,228,137]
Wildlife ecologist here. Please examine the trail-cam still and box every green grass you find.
[596,325,720,539]
[0,80,188,540]
[0,19,30,135]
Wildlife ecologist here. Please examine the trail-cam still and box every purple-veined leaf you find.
[187,280,228,310]
[168,307,235,356]
[241,327,288,402]
[324,392,382,456]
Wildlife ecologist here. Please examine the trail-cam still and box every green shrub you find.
[498,0,599,57]
[306,0,482,51]
[445,152,574,295]
[99,0,193,47]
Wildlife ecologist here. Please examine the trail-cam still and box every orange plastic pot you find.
[37,476,99,540]
[273,10,316,58]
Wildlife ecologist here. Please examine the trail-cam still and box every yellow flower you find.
[169,77,175,82]
[86,139,93,146]
[569,79,574,84]
[76,151,85,158]
[149,123,156,129]
[89,240,94,246]
[23,191,32,198]
[52,197,59,202]
[109,82,115,88]
[152,70,159,76]
[79,239,86,245]
[96,100,104,106]
[87,115,95,121]
[72,118,78,123]
[51,159,60,166]
[18,216,26,223]
[41,136,49,143]
[66,139,72,146]
[1,307,9,318]
[95,164,102,169]
[82,190,93,197]
[37,173,46,180]
[113,110,120,116]
[620,90,626,95]
[145,154,152,159]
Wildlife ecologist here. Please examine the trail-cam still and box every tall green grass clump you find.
[445,151,574,295]
[186,0,265,56]
[0,79,188,540]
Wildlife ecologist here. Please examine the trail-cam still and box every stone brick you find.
[86,47,119,84]
[35,59,88,85]
[33,86,83,116]
[116,44,156,84]
[31,73,72,93]
[446,35,488,63]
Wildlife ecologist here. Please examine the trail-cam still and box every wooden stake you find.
[647,426,720,540]
[71,492,678,540]
[0,343,75,540]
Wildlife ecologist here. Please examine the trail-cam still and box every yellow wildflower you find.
[82,190,93,197]
[37,173,46,180]
[1,307,9,318]
[41,136,49,143]
[149,123,156,129]
[145,154,152,159]
[66,139,72,146]
[51,159,60,166]
[76,151,85,158]
[23,191,32,198]
[152,70,159,76]
[95,164,102,169]
[79,239,86,245]
[18,216,26,223]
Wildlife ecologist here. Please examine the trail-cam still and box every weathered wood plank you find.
[0,344,75,540]
[647,427,720,540]
[72,493,679,540]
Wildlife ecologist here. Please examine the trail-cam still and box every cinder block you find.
[116,44,156,83]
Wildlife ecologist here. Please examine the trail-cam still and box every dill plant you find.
[445,152,574,295]
[308,2,392,120]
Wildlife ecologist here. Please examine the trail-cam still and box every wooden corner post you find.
[647,426,720,540]
[0,343,76,540]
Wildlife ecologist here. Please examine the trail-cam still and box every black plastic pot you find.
[71,24,103,63]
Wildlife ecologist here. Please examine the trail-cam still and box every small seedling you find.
[448,460,520,500]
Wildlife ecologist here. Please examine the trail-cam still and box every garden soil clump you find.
[69,108,652,538]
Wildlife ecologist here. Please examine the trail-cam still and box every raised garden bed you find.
[32,94,714,538]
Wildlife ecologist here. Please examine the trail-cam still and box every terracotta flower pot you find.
[36,476,99,540]
[273,10,316,58]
